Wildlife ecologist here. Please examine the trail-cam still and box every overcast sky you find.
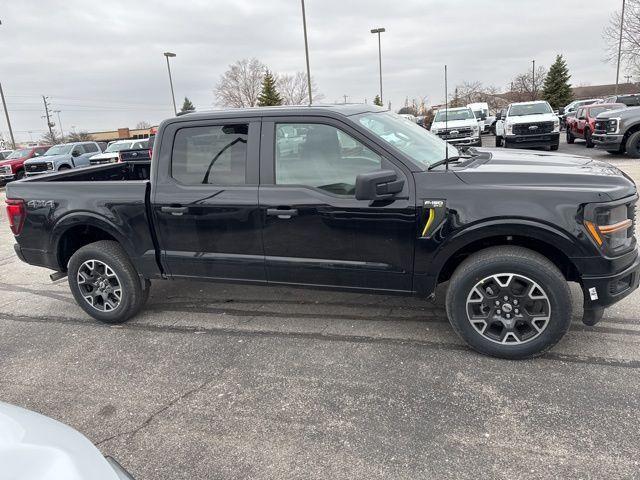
[0,0,625,143]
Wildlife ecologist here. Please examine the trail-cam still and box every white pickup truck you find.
[430,106,482,147]
[494,101,560,150]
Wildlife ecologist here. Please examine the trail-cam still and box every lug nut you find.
[506,313,511,319]
[513,299,518,305]
[495,300,501,306]
[515,309,519,314]
[504,296,509,301]
[496,309,501,315]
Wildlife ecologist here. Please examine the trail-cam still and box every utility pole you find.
[343,94,348,104]
[532,59,536,100]
[301,0,313,105]
[42,96,54,141]
[625,75,632,84]
[615,0,626,94]
[0,82,16,149]
[53,110,64,140]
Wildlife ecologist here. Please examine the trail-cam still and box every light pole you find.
[532,59,536,100]
[163,52,177,115]
[53,110,64,140]
[300,0,313,105]
[371,27,386,105]
[615,0,627,94]
[0,82,16,149]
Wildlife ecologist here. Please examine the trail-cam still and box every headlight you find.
[553,120,560,132]
[506,123,513,135]
[472,124,479,133]
[606,119,619,134]
[46,162,54,170]
[584,200,636,255]
[431,128,439,134]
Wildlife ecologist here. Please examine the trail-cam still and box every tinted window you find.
[619,95,640,107]
[172,124,248,185]
[275,123,383,196]
[72,145,86,155]
[83,143,99,153]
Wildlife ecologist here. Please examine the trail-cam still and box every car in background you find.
[600,93,640,107]
[0,401,134,479]
[495,100,560,150]
[0,145,50,183]
[90,139,148,165]
[430,106,482,146]
[24,141,102,176]
[566,103,626,148]
[0,149,13,160]
[593,105,640,158]
[467,102,495,134]
[559,98,601,130]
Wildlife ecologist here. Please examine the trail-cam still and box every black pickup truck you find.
[5,105,639,359]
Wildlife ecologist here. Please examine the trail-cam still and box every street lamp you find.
[163,52,177,115]
[300,0,313,105]
[371,27,386,105]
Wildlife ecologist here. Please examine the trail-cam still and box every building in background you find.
[88,126,157,143]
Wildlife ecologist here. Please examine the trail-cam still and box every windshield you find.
[354,111,459,168]
[589,106,623,117]
[434,109,475,122]
[508,103,552,116]
[105,141,135,153]
[7,149,31,159]
[44,144,73,156]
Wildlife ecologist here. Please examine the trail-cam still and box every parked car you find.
[23,141,102,176]
[0,149,13,160]
[495,101,560,150]
[90,139,149,165]
[430,106,482,146]
[559,98,601,130]
[566,103,626,148]
[0,401,134,479]
[600,93,640,107]
[467,102,495,134]
[0,145,50,183]
[6,105,639,359]
[592,105,640,158]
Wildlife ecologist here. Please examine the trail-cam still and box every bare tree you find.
[603,0,640,77]
[136,121,151,129]
[510,66,548,101]
[449,82,504,110]
[277,72,324,104]
[66,131,93,142]
[40,130,61,145]
[214,58,266,108]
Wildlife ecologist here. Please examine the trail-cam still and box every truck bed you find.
[20,162,151,183]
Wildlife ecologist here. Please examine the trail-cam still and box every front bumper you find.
[443,136,482,146]
[580,253,640,310]
[592,133,624,150]
[505,132,560,149]
[25,170,50,177]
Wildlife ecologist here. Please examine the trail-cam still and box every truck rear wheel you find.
[566,130,575,144]
[495,136,503,147]
[68,240,150,324]
[445,246,572,359]
[626,131,640,159]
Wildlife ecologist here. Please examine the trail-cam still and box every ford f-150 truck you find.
[5,105,639,359]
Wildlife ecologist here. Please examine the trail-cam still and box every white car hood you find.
[90,152,118,160]
[431,119,477,130]
[507,113,557,124]
[0,402,120,480]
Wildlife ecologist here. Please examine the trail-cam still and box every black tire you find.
[566,130,575,144]
[68,240,149,323]
[495,136,503,147]
[15,170,25,180]
[58,165,71,171]
[626,131,640,159]
[584,128,594,148]
[445,246,572,359]
[550,143,559,151]
[477,137,483,147]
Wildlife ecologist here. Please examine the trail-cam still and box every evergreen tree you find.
[257,70,282,106]
[542,55,573,109]
[180,97,196,113]
[373,94,383,107]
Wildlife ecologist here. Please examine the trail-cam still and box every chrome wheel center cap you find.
[502,303,513,313]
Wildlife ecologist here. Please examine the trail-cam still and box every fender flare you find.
[50,212,137,269]
[429,218,586,280]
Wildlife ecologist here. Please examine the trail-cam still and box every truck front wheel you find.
[626,131,640,159]
[495,136,503,147]
[68,240,150,324]
[445,246,572,359]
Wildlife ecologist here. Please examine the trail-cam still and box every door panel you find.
[152,120,265,282]
[259,118,416,292]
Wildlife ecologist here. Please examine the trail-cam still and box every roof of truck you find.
[172,104,386,120]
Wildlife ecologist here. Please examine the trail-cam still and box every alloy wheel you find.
[466,273,551,345]
[77,259,123,312]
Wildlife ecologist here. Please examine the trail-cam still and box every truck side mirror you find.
[355,170,404,201]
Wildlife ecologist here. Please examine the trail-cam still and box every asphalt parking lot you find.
[1,136,639,480]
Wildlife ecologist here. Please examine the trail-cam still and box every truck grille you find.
[25,162,48,173]
[594,119,608,134]
[513,121,554,135]
[437,127,473,139]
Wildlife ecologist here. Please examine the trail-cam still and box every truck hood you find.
[24,154,68,165]
[596,105,640,120]
[0,158,25,167]
[506,113,557,124]
[431,119,477,130]
[454,148,636,200]
[0,402,122,480]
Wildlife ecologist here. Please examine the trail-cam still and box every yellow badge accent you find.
[422,208,435,237]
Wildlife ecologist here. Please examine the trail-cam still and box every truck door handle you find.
[267,208,298,219]
[161,205,188,216]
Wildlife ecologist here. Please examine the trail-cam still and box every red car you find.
[566,103,626,148]
[0,146,50,183]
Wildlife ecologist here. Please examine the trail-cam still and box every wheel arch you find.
[52,213,136,271]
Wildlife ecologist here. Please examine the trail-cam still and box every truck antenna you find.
[445,64,449,171]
